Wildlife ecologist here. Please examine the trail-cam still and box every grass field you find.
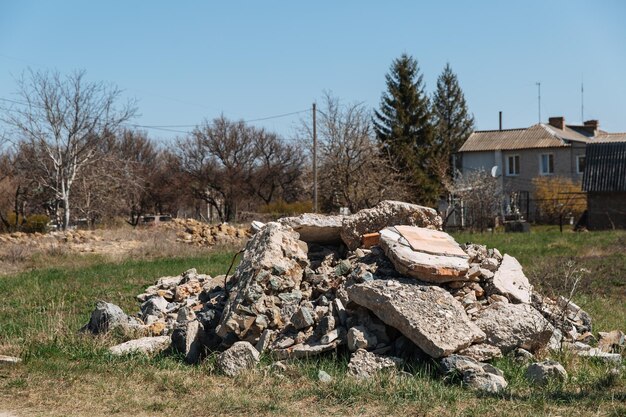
[0,227,625,416]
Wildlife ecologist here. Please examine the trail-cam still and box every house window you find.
[540,153,554,175]
[506,155,520,176]
[577,155,585,174]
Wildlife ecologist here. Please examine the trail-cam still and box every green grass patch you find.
[0,229,624,416]
[453,227,626,333]
[0,252,235,355]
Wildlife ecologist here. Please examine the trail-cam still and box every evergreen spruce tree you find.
[432,63,474,178]
[373,54,438,204]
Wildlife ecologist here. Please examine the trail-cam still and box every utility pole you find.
[312,102,318,213]
[536,82,541,123]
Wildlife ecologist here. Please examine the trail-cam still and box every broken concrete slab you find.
[0,355,21,366]
[526,361,567,386]
[379,227,470,283]
[492,254,532,304]
[216,222,309,343]
[598,330,625,353]
[474,303,554,353]
[347,348,403,379]
[274,341,339,359]
[394,225,469,258]
[463,369,508,394]
[81,301,143,335]
[440,354,508,394]
[347,325,378,351]
[109,336,171,356]
[340,200,442,250]
[575,348,622,364]
[457,343,503,362]
[171,320,204,363]
[278,213,344,244]
[216,341,260,377]
[347,279,485,358]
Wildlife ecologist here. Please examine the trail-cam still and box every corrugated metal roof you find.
[582,142,626,192]
[545,125,593,142]
[459,123,594,152]
[594,133,626,143]
[459,124,574,152]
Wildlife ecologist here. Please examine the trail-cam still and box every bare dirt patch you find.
[0,221,250,276]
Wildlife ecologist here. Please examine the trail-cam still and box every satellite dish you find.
[491,165,500,177]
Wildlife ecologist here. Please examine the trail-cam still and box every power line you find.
[243,109,309,123]
[130,109,309,129]
[0,95,309,136]
[0,97,33,107]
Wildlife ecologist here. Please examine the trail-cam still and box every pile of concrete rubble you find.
[0,229,104,246]
[83,201,624,392]
[166,218,250,246]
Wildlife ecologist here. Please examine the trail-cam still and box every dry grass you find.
[0,226,624,416]
[0,225,247,277]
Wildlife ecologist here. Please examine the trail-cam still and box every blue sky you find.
[1,0,625,142]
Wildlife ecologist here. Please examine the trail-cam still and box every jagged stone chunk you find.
[474,303,554,353]
[171,320,204,363]
[463,369,508,394]
[457,343,503,362]
[0,355,22,366]
[278,213,343,244]
[216,341,260,377]
[492,255,532,304]
[81,301,141,335]
[217,223,309,343]
[347,279,485,358]
[340,200,442,250]
[526,361,567,386]
[347,348,402,379]
[109,336,171,356]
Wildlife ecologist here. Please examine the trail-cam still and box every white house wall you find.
[460,151,496,174]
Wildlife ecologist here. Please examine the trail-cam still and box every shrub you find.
[23,214,50,233]
[533,177,586,224]
[258,200,313,218]
[3,212,50,233]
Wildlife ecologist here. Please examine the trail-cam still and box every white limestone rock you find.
[492,254,532,304]
[109,336,171,356]
[216,341,260,377]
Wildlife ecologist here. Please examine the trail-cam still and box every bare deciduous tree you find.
[177,116,306,222]
[451,169,501,231]
[177,116,257,222]
[250,131,305,205]
[2,70,136,229]
[301,93,408,213]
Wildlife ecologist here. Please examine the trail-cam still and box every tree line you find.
[0,55,475,231]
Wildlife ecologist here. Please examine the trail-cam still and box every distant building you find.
[456,116,624,221]
[582,142,626,230]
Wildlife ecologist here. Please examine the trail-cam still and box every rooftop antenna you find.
[581,75,584,123]
[535,82,541,123]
